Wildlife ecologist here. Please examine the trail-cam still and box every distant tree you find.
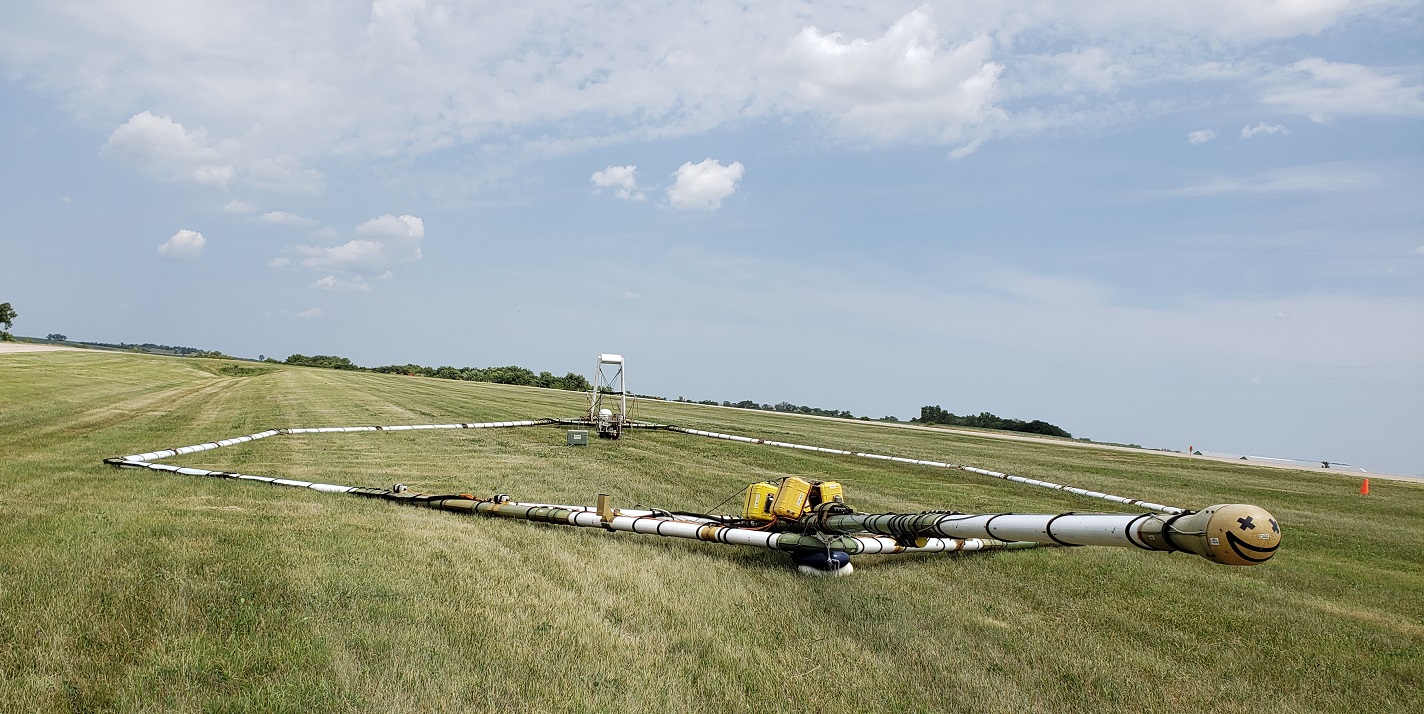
[0,302,15,341]
[285,354,359,370]
[481,365,538,385]
[370,364,432,376]
[557,372,591,392]
[47,333,67,341]
[914,404,1071,438]
[1019,420,1072,438]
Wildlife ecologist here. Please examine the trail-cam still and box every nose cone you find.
[1202,504,1282,566]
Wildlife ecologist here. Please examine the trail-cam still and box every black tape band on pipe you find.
[1044,513,1083,547]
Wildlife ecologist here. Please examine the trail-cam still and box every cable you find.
[701,484,750,516]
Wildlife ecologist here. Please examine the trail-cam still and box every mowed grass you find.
[1,351,1420,713]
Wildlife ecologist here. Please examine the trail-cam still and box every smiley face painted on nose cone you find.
[1202,504,1282,566]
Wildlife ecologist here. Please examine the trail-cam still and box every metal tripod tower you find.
[589,353,626,438]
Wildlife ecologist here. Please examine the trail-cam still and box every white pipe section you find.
[668,426,1184,514]
[109,458,361,494]
[285,420,545,435]
[920,512,1158,549]
[120,420,550,462]
[836,505,1281,566]
[121,428,285,463]
[486,501,1004,556]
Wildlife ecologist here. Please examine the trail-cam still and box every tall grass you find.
[1,351,1420,712]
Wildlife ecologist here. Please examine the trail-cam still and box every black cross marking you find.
[1270,519,1279,533]
[1237,515,1256,531]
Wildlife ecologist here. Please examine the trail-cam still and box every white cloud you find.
[223,199,257,214]
[293,307,324,318]
[1187,129,1217,144]
[776,10,1004,144]
[157,229,206,260]
[257,211,318,227]
[983,1,1401,45]
[1262,59,1424,122]
[244,155,325,195]
[104,112,235,188]
[298,214,423,276]
[301,241,386,274]
[4,2,1417,166]
[268,257,290,269]
[1005,47,1133,99]
[667,159,745,211]
[1415,246,1424,255]
[1172,162,1385,196]
[310,275,372,292]
[947,137,985,160]
[621,290,640,300]
[591,165,644,200]
[101,112,323,193]
[1241,121,1289,138]
[310,226,338,240]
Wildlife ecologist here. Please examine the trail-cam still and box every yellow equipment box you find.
[771,476,812,519]
[743,481,780,522]
[812,481,844,505]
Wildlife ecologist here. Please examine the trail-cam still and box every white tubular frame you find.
[108,417,1184,521]
[108,420,551,479]
[667,426,1184,514]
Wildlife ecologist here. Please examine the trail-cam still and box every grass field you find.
[2,350,1421,713]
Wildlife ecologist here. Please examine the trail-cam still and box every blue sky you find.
[2,1,1421,474]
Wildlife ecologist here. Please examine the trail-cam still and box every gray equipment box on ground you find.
[567,430,589,446]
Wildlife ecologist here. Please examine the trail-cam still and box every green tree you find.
[284,354,359,370]
[0,302,16,341]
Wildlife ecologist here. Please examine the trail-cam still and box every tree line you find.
[672,396,868,420]
[667,398,1071,438]
[282,354,592,392]
[0,301,1074,437]
[913,405,1072,438]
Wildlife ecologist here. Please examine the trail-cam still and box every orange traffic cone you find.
[1360,478,1370,495]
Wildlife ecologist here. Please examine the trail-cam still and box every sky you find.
[1,1,1421,475]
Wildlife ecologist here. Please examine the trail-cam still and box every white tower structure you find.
[589,354,626,439]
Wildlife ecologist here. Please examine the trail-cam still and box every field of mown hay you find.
[1,350,1420,713]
